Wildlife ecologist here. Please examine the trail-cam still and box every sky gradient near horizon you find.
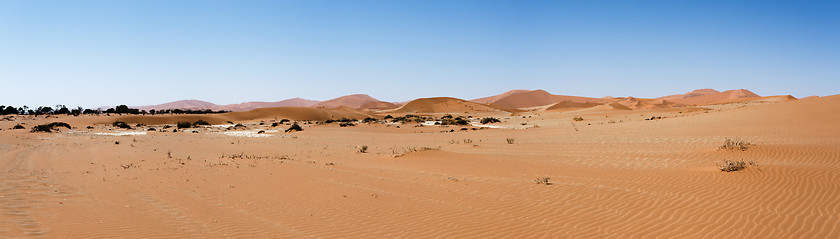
[1,0,838,108]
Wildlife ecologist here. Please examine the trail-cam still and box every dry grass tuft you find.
[719,159,756,172]
[718,138,754,151]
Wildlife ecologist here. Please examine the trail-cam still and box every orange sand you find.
[1,94,839,238]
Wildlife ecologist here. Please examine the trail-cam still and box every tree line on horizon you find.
[0,104,228,116]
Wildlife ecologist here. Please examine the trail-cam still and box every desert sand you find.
[1,92,839,238]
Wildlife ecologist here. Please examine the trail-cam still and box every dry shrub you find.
[719,159,756,172]
[719,138,754,151]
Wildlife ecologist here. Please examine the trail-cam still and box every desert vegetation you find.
[193,120,211,127]
[177,122,192,129]
[480,117,501,124]
[534,177,552,185]
[285,123,303,132]
[718,138,754,151]
[30,122,71,133]
[719,159,756,172]
[573,117,584,121]
[112,121,132,129]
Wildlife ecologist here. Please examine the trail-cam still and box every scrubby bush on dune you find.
[177,122,192,129]
[112,121,132,129]
[339,122,356,127]
[279,119,290,124]
[12,124,25,129]
[573,117,584,121]
[480,117,500,124]
[718,138,753,151]
[30,122,71,133]
[441,117,469,126]
[285,123,303,132]
[719,159,756,172]
[193,120,211,126]
[362,117,377,123]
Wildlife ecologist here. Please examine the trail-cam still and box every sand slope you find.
[386,97,511,114]
[658,89,760,105]
[1,93,839,238]
[313,94,382,109]
[473,89,605,109]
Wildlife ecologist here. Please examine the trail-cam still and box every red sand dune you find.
[387,97,512,114]
[136,99,220,111]
[472,89,605,109]
[544,100,601,111]
[313,94,382,109]
[136,98,320,112]
[222,98,320,111]
[657,89,760,105]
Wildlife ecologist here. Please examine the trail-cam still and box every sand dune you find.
[358,101,400,110]
[385,97,512,114]
[313,94,383,109]
[472,89,605,109]
[135,99,220,111]
[222,98,320,111]
[544,100,602,111]
[658,89,760,105]
[136,98,321,112]
[1,92,839,238]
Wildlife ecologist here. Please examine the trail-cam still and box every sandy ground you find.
[1,95,839,238]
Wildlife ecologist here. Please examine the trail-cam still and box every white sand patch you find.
[95,131,147,136]
[421,121,438,126]
[470,123,504,129]
[217,129,277,138]
[208,124,236,128]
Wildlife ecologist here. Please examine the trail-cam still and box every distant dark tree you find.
[115,105,130,114]
[36,106,53,115]
[56,105,71,115]
[71,107,83,116]
[83,109,97,115]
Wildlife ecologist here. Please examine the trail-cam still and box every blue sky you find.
[1,0,837,108]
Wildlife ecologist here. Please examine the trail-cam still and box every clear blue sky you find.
[1,0,837,108]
